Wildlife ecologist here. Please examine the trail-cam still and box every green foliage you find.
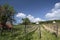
[22,18,31,25]
[40,20,60,24]
[0,4,16,24]
[0,24,60,40]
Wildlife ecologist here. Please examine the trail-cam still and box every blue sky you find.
[0,0,60,24]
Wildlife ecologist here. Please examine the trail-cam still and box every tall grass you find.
[0,24,60,40]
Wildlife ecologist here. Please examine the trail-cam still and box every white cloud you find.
[16,13,26,18]
[16,13,44,23]
[27,15,34,22]
[55,2,60,9]
[45,2,60,20]
[27,15,44,23]
[34,18,43,22]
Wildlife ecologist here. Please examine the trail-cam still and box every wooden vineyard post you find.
[56,24,58,37]
[53,21,58,38]
[24,20,27,40]
[39,25,41,39]
[36,22,41,39]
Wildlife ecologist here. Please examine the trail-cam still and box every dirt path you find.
[42,25,56,33]
[42,24,60,35]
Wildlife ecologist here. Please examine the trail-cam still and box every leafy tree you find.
[22,18,31,25]
[22,18,31,40]
[0,4,16,29]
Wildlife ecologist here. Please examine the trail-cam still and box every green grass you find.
[0,24,60,40]
[41,25,60,40]
[0,25,25,40]
[29,25,60,40]
[41,25,57,40]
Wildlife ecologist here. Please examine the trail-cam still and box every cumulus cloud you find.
[55,2,60,9]
[16,13,26,18]
[45,2,60,20]
[27,15,34,22]
[16,13,44,23]
[27,15,43,23]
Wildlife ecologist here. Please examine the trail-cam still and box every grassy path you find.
[0,25,60,40]
[41,25,57,40]
[32,25,58,40]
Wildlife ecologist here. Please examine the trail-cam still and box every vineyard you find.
[42,22,60,35]
[0,23,60,40]
[0,0,60,40]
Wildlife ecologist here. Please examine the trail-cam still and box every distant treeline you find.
[40,20,60,24]
[18,20,60,25]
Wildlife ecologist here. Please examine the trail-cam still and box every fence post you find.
[39,25,41,39]
[53,21,58,38]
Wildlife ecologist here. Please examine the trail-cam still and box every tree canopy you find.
[22,18,31,25]
[0,4,16,25]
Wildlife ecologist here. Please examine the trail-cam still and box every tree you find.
[0,4,16,29]
[22,18,31,25]
[22,18,31,40]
